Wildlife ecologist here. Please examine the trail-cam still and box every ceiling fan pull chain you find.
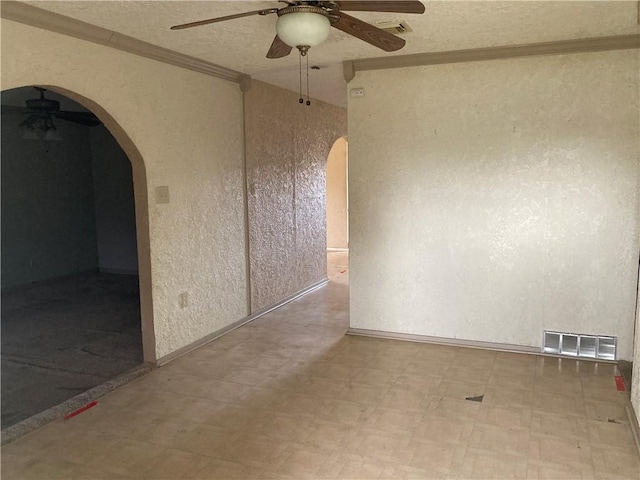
[306,53,311,106]
[298,52,304,104]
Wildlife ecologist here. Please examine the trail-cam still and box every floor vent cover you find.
[543,331,616,360]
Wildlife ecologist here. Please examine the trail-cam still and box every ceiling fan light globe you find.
[276,12,331,48]
[44,128,62,142]
[44,127,62,142]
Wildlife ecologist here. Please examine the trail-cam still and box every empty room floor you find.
[1,271,143,428]
[2,275,640,478]
[327,250,349,285]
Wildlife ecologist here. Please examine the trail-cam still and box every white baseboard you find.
[156,279,329,366]
[347,328,541,355]
[346,328,621,364]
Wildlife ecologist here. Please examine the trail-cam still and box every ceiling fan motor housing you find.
[26,98,60,113]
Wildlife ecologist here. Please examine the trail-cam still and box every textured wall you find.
[1,102,98,288]
[244,81,347,311]
[326,137,349,249]
[1,20,248,359]
[348,50,639,360]
[634,273,640,426]
[90,124,138,274]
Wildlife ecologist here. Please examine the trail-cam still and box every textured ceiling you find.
[21,1,640,106]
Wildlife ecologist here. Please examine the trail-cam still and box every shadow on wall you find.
[1,87,138,286]
[0,84,156,363]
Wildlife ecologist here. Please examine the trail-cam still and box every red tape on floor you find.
[614,376,626,392]
[64,401,98,420]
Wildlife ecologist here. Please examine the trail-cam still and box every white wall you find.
[348,50,639,360]
[1,19,248,359]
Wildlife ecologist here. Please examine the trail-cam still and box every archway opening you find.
[0,86,152,428]
[325,136,349,283]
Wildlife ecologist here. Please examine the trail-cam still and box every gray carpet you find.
[1,271,143,428]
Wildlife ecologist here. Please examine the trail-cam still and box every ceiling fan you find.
[2,87,101,140]
[171,1,426,58]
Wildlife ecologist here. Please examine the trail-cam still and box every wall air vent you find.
[375,20,413,35]
[543,331,617,361]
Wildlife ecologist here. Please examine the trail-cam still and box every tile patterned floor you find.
[2,253,639,479]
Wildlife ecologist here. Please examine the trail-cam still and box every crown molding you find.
[347,34,640,78]
[1,1,245,84]
[4,2,637,86]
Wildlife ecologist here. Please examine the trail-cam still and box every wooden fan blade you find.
[18,114,40,127]
[170,9,278,30]
[266,35,293,59]
[336,1,425,14]
[55,111,102,126]
[333,12,405,52]
[1,105,30,115]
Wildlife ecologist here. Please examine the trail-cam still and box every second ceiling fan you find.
[171,1,426,58]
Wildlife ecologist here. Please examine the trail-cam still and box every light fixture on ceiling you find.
[19,113,62,141]
[20,123,40,140]
[275,6,332,107]
[275,6,332,56]
[5,87,100,140]
[170,1,427,107]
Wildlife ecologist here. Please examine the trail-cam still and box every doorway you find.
[1,87,144,428]
[326,137,349,284]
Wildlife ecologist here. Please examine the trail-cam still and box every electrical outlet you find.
[179,292,189,308]
[350,88,365,98]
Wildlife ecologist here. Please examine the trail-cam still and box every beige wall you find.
[634,240,640,425]
[348,50,639,361]
[1,19,248,360]
[326,137,349,249]
[244,81,347,311]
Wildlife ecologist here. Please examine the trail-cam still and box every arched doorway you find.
[326,137,349,282]
[0,86,155,427]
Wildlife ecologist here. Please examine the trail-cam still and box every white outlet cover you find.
[350,88,365,98]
